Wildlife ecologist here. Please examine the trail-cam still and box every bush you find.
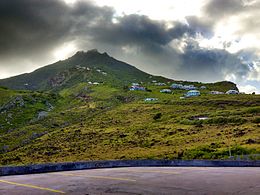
[205,116,246,125]
[182,145,256,160]
[180,119,203,125]
[252,117,260,123]
[246,107,260,114]
[153,113,162,120]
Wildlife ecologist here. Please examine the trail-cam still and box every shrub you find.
[180,119,203,125]
[246,107,260,114]
[153,113,162,120]
[182,145,256,160]
[252,117,260,123]
[205,116,246,125]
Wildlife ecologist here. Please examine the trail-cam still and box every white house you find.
[200,86,207,89]
[155,82,166,86]
[226,90,239,94]
[171,83,183,89]
[210,91,224,95]
[129,85,146,91]
[160,89,172,93]
[185,90,200,97]
[182,85,197,90]
[171,83,197,90]
[144,98,158,102]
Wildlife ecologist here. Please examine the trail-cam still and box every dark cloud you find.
[179,45,250,82]
[0,0,257,84]
[203,0,260,38]
[185,16,214,39]
[0,0,68,57]
[0,0,113,58]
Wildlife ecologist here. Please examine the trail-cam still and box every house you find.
[160,89,172,93]
[182,85,197,90]
[171,83,183,89]
[226,90,239,94]
[185,90,200,97]
[144,98,158,102]
[171,83,197,90]
[155,82,166,86]
[210,91,224,95]
[129,85,146,91]
[200,86,207,89]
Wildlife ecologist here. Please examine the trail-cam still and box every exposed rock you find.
[0,96,25,112]
[37,111,48,120]
[49,71,69,87]
[45,101,54,111]
[0,145,9,153]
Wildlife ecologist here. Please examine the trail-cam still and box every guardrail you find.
[1,159,259,176]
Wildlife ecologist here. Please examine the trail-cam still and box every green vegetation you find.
[0,50,259,166]
[0,82,259,165]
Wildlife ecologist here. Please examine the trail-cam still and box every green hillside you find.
[0,82,259,165]
[0,50,258,166]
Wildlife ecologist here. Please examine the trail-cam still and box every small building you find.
[182,85,197,90]
[185,90,200,97]
[200,86,207,89]
[226,90,239,94]
[144,98,158,102]
[155,82,166,86]
[129,85,146,91]
[171,83,183,89]
[171,83,197,90]
[210,91,224,95]
[160,89,172,93]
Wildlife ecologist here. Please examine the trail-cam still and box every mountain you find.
[0,49,157,91]
[0,49,237,92]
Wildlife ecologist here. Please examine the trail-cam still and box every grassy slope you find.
[0,83,259,165]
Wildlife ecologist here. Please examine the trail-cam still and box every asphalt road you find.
[0,167,259,195]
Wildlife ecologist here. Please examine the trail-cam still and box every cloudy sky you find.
[0,0,259,93]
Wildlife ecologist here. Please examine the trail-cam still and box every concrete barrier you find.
[1,159,259,176]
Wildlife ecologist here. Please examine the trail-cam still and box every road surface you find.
[0,167,259,194]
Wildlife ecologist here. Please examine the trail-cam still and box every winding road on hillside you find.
[0,167,259,194]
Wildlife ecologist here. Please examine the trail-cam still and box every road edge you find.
[1,159,259,176]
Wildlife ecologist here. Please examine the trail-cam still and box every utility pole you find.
[228,130,232,158]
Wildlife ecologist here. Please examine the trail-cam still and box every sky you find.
[0,0,259,93]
